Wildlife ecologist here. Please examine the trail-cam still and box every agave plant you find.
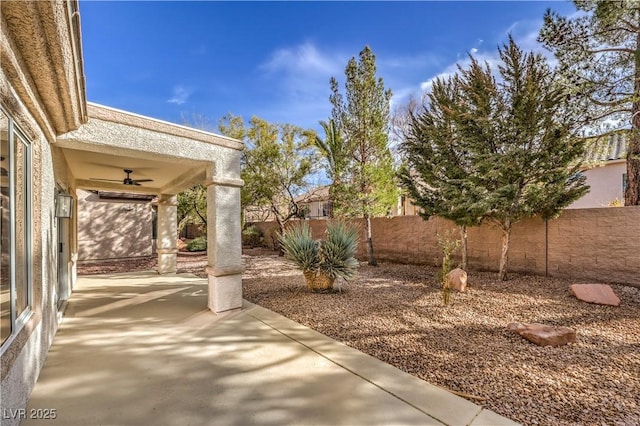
[279,221,359,291]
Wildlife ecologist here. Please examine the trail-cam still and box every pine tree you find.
[329,46,398,266]
[539,0,640,205]
[402,38,589,280]
[399,76,485,270]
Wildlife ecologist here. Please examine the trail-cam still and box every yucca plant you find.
[279,222,320,272]
[279,221,359,291]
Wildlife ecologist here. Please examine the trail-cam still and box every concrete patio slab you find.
[23,272,517,426]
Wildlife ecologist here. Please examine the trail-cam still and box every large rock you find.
[570,284,620,306]
[507,322,576,347]
[446,268,468,292]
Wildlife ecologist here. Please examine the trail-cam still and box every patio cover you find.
[56,103,245,313]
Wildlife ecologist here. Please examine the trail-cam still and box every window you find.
[623,173,627,194]
[322,202,332,218]
[1,108,32,348]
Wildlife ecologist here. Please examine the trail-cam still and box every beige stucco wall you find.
[0,67,70,423]
[568,162,627,209]
[1,0,83,419]
[77,189,153,261]
[255,206,640,286]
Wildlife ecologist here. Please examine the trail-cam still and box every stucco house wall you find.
[568,161,627,209]
[0,1,81,418]
[77,189,153,260]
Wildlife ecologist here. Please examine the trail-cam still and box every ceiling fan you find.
[90,169,153,186]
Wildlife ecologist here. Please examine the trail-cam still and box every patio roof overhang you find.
[56,103,244,195]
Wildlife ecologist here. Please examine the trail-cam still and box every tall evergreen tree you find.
[329,46,398,266]
[539,0,640,205]
[402,38,588,280]
[399,76,485,270]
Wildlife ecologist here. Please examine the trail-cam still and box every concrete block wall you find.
[253,206,640,286]
[547,207,640,285]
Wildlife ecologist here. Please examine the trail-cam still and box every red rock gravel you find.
[242,250,640,426]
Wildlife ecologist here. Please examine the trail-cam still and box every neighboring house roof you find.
[583,132,628,166]
[295,185,330,203]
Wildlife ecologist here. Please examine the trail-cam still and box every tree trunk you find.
[364,213,377,266]
[626,30,640,205]
[498,224,511,281]
[460,224,468,271]
[273,207,285,256]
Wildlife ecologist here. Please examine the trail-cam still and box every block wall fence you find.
[252,206,640,287]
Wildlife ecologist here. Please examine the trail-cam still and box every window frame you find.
[0,107,33,353]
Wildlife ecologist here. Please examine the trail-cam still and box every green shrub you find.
[186,236,207,252]
[242,225,264,248]
[279,221,358,281]
[436,229,460,305]
[320,221,359,280]
[279,222,320,272]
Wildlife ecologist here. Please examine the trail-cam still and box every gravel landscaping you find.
[78,249,640,426]
[241,249,640,426]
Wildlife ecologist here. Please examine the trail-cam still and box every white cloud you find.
[378,52,441,70]
[255,42,348,129]
[417,16,557,99]
[168,85,191,105]
[260,42,343,76]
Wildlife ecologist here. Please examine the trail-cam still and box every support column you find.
[205,175,244,313]
[156,193,178,274]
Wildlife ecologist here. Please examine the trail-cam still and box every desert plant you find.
[279,221,359,291]
[186,236,207,252]
[437,229,461,305]
[608,198,623,207]
[242,225,264,248]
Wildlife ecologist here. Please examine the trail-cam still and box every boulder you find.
[446,268,468,292]
[570,284,620,306]
[507,322,576,347]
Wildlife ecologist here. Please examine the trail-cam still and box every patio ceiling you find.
[61,147,207,195]
[56,103,243,196]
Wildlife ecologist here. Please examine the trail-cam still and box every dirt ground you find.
[78,249,640,426]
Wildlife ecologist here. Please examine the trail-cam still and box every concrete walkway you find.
[24,272,517,426]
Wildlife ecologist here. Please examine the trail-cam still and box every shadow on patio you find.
[24,272,515,426]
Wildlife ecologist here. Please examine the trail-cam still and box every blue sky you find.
[80,1,576,134]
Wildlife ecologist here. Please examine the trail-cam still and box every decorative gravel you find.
[242,249,640,426]
[78,249,640,425]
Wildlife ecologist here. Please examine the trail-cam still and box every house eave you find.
[1,0,87,140]
[87,103,244,151]
[580,158,627,171]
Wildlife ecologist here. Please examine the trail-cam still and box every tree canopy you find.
[401,37,588,280]
[328,45,398,265]
[539,0,640,205]
[218,114,316,233]
[399,75,486,270]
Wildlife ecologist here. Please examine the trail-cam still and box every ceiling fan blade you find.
[133,179,154,183]
[133,181,142,186]
[89,178,124,182]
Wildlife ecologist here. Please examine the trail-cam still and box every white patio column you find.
[205,176,243,313]
[157,193,178,274]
